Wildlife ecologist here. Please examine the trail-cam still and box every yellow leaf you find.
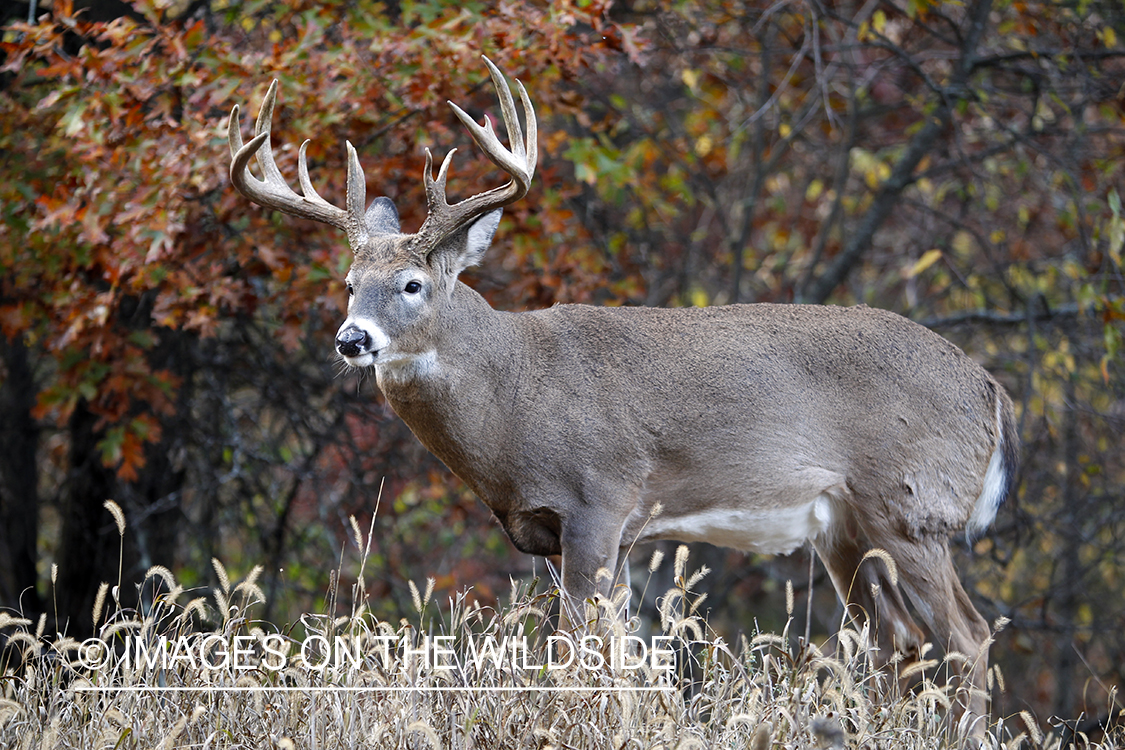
[690,288,709,308]
[952,231,975,257]
[1103,27,1117,48]
[779,122,791,138]
[873,9,887,33]
[905,249,943,278]
[806,179,824,201]
[681,68,700,92]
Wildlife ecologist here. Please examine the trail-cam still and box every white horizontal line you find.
[74,685,674,693]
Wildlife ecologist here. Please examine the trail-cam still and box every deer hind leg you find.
[813,532,926,688]
[883,536,993,738]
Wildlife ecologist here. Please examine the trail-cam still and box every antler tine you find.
[228,80,368,247]
[418,57,538,247]
[496,57,537,176]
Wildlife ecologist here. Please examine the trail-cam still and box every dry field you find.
[0,505,1120,749]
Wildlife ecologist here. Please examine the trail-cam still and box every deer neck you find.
[375,282,521,495]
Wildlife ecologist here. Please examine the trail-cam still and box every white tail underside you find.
[966,396,1007,542]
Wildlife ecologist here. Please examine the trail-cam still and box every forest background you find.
[0,0,1122,732]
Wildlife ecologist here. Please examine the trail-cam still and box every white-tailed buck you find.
[230,57,1018,729]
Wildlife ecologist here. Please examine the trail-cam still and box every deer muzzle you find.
[335,327,370,358]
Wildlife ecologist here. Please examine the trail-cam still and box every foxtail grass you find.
[1,509,1121,749]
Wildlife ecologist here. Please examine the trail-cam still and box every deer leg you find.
[884,536,993,738]
[812,531,926,687]
[558,514,624,631]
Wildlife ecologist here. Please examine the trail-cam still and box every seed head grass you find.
[1,513,1122,749]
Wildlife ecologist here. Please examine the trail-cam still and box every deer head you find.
[228,57,537,370]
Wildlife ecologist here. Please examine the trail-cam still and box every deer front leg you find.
[558,513,625,631]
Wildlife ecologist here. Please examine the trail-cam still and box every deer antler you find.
[228,80,369,248]
[228,57,536,250]
[418,55,538,248]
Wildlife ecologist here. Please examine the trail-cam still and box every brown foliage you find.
[1,0,1123,727]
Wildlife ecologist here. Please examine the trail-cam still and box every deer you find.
[229,57,1018,732]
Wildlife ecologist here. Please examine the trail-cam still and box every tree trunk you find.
[0,334,42,617]
[55,401,121,638]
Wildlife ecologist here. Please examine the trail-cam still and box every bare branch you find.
[919,301,1111,330]
[799,0,996,303]
[799,106,951,304]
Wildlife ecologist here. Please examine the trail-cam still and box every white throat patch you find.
[376,350,439,385]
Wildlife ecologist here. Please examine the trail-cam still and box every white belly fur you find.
[641,495,834,555]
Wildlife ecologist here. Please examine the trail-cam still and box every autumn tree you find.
[565,0,1125,724]
[1,0,1123,727]
[0,0,623,633]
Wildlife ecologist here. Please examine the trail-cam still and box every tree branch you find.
[800,106,950,304]
[799,0,996,304]
[972,47,1125,70]
[918,300,1108,330]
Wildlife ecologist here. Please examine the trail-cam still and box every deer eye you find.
[346,283,354,296]
[403,280,422,294]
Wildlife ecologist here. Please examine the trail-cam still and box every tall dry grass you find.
[0,501,1121,749]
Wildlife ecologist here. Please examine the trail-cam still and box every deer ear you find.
[429,209,502,278]
[364,196,400,236]
[464,209,502,265]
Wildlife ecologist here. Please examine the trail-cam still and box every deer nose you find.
[336,327,370,357]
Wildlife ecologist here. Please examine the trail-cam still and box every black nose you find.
[336,327,369,357]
